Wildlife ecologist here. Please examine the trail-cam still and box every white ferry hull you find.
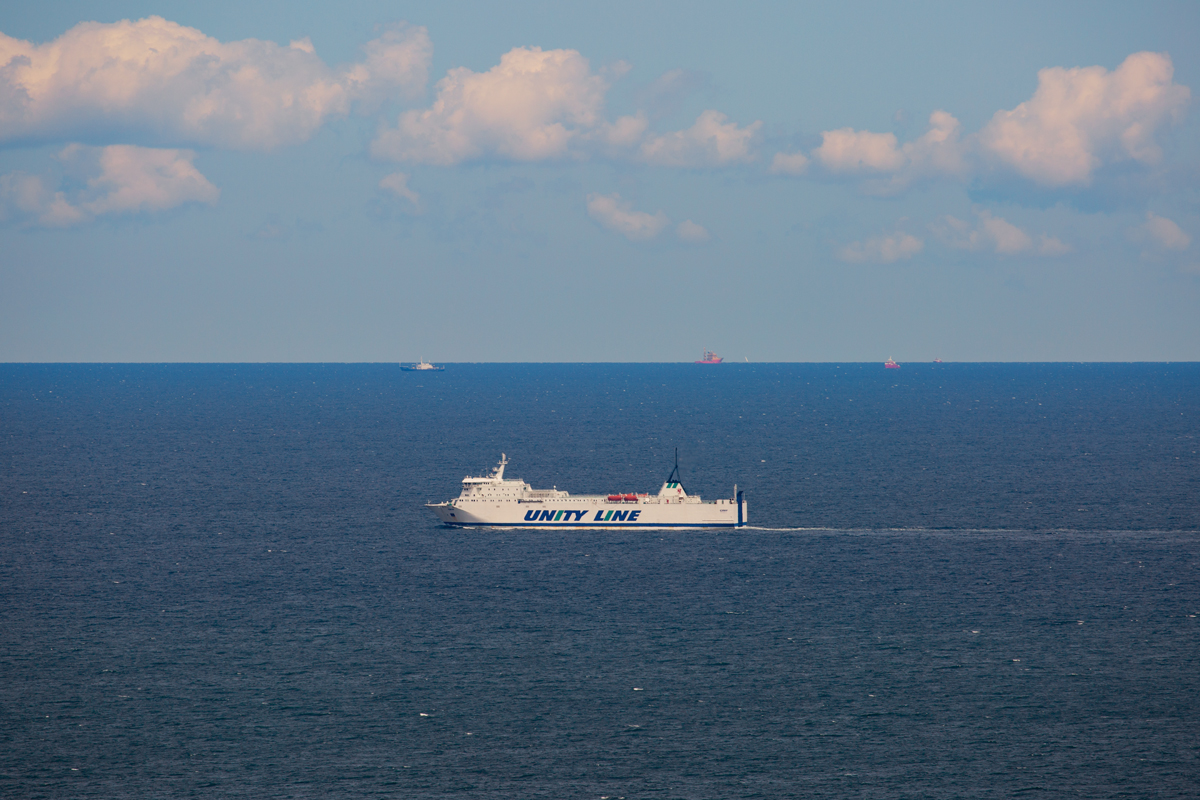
[426,453,747,529]
[428,496,747,529]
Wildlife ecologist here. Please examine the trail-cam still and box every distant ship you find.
[401,359,444,371]
[884,358,900,369]
[426,453,747,529]
[695,350,723,364]
[933,359,943,363]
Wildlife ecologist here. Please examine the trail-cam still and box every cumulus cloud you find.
[978,52,1190,186]
[930,210,1069,256]
[372,47,609,165]
[813,128,905,173]
[805,111,966,193]
[0,17,432,150]
[596,112,651,152]
[0,144,218,227]
[676,219,710,243]
[769,150,809,175]
[900,110,968,178]
[837,231,923,264]
[978,212,1032,254]
[1129,211,1191,251]
[349,25,433,107]
[72,144,218,214]
[1037,235,1073,256]
[0,172,85,227]
[379,171,420,209]
[638,110,760,167]
[371,48,759,167]
[799,53,1188,196]
[586,192,668,240]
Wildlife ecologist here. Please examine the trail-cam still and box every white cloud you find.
[808,111,966,192]
[350,25,433,106]
[1130,211,1191,251]
[931,215,975,249]
[0,17,431,150]
[586,192,668,240]
[813,128,905,173]
[933,212,1027,253]
[596,113,650,151]
[802,53,1189,196]
[371,48,759,167]
[0,173,83,227]
[978,51,1190,186]
[638,110,760,167]
[837,231,923,264]
[0,144,217,227]
[676,219,710,243]
[74,144,218,214]
[1037,235,1073,256]
[979,212,1033,254]
[769,150,809,175]
[379,171,420,209]
[900,110,968,178]
[372,46,609,165]
[930,210,1072,256]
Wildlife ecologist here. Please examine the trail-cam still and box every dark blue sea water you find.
[2,363,1198,799]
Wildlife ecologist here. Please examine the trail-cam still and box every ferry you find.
[884,358,900,369]
[426,453,747,529]
[695,350,723,364]
[401,359,444,371]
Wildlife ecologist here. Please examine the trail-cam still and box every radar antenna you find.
[491,453,508,480]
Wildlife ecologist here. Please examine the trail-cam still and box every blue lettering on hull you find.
[515,508,646,524]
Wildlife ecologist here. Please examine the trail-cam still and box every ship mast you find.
[666,448,685,491]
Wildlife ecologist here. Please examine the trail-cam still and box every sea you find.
[2,363,1198,799]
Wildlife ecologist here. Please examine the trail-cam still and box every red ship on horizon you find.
[695,350,723,364]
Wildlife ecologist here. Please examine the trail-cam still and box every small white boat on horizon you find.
[401,359,444,371]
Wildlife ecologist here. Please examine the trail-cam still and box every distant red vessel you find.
[884,358,900,369]
[695,350,723,364]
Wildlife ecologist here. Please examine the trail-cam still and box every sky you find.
[1,0,1198,362]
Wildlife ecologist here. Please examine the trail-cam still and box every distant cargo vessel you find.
[695,350,723,364]
[426,453,747,529]
[401,359,443,371]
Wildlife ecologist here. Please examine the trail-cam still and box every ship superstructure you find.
[401,359,444,371]
[426,453,747,529]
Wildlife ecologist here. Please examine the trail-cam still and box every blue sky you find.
[2,1,1198,362]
